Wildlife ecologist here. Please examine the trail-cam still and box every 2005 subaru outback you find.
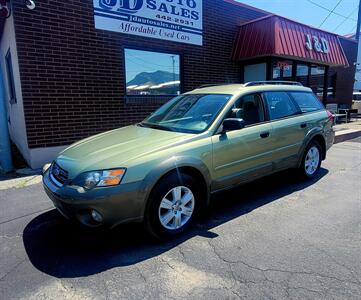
[43,81,335,239]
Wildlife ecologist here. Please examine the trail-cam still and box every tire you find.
[144,172,200,240]
[298,140,322,179]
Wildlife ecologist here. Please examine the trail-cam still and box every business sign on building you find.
[93,0,203,46]
[305,34,330,54]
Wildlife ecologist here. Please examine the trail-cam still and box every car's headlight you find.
[73,169,126,189]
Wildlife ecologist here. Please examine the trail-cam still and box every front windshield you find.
[141,94,232,133]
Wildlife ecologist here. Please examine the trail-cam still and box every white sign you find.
[305,34,329,54]
[93,0,203,45]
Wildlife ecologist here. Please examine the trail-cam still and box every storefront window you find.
[327,73,336,100]
[296,64,309,86]
[125,49,180,96]
[273,63,281,80]
[283,63,292,79]
[310,65,325,100]
[272,60,293,80]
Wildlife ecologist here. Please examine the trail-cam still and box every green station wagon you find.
[43,81,335,239]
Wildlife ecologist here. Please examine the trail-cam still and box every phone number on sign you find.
[156,14,195,26]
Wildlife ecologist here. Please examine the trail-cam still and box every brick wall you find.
[11,0,265,148]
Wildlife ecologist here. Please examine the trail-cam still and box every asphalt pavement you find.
[0,139,360,299]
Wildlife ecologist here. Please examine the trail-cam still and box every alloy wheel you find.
[305,146,320,176]
[158,186,195,230]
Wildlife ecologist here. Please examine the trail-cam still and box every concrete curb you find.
[0,175,42,190]
[334,129,361,144]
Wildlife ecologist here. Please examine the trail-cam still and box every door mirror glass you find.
[222,118,245,133]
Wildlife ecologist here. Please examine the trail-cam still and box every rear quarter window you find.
[290,92,324,113]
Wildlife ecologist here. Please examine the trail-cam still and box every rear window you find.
[290,92,324,113]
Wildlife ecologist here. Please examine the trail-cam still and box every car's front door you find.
[262,91,307,170]
[211,93,274,191]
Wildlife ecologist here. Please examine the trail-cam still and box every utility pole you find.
[171,55,175,82]
[354,0,361,91]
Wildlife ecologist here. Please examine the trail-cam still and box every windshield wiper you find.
[138,122,175,132]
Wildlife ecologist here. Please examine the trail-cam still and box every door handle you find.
[260,132,270,138]
[300,123,307,128]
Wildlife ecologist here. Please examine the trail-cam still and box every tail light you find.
[326,110,334,124]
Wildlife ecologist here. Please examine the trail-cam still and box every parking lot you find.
[0,138,360,300]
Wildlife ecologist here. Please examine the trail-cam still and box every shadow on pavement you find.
[23,168,328,278]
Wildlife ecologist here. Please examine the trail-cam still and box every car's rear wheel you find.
[299,140,322,179]
[144,172,200,240]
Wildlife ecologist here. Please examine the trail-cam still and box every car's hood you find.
[56,125,192,178]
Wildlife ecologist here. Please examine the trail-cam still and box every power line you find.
[318,0,343,28]
[127,53,178,68]
[333,8,358,31]
[306,0,357,22]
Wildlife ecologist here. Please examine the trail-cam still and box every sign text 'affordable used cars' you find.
[93,0,203,46]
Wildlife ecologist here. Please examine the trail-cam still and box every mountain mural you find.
[127,70,179,86]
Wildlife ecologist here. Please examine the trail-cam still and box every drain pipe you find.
[0,68,13,172]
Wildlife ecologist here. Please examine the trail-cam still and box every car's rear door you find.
[262,91,307,170]
[211,93,274,190]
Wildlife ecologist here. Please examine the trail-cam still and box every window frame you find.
[123,46,183,100]
[5,49,17,104]
[216,92,267,133]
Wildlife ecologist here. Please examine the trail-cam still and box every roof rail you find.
[198,83,236,89]
[198,84,220,89]
[244,81,303,87]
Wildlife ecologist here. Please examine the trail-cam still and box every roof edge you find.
[339,35,358,43]
[235,7,355,42]
[223,0,270,15]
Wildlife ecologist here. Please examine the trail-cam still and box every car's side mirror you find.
[221,118,245,133]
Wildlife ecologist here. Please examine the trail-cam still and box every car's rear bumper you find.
[325,128,335,151]
[42,170,145,228]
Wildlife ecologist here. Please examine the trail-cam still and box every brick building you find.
[0,0,357,169]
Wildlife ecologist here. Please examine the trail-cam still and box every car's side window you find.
[289,92,324,113]
[263,91,299,120]
[226,93,265,127]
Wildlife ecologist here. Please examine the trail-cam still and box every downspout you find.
[0,68,13,172]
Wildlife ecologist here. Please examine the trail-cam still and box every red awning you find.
[232,15,349,66]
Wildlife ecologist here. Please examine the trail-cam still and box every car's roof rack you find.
[244,81,303,87]
[198,83,236,89]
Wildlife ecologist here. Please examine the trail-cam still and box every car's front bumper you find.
[42,170,145,228]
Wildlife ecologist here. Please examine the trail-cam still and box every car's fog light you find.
[91,210,103,223]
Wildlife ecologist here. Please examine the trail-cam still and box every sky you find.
[236,0,359,36]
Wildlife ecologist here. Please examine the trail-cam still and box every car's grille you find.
[51,162,69,186]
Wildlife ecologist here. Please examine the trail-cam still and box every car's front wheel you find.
[144,172,200,240]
